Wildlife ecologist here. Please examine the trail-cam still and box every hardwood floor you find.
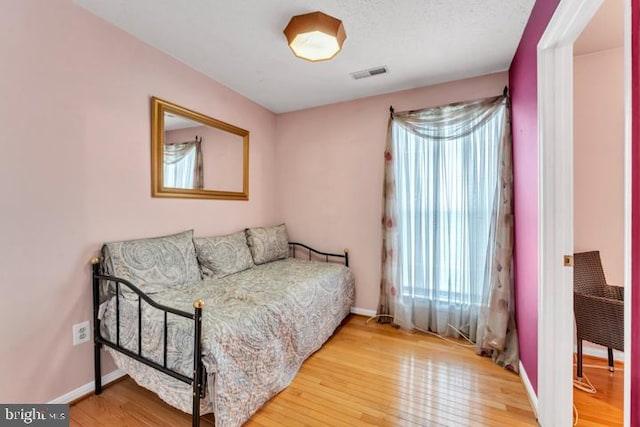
[71,315,537,426]
[573,355,624,426]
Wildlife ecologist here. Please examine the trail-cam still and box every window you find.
[392,104,504,307]
[380,95,516,364]
[163,143,197,189]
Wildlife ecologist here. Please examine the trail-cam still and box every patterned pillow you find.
[193,231,255,279]
[101,230,200,290]
[246,224,289,265]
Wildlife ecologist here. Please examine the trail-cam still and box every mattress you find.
[100,257,355,427]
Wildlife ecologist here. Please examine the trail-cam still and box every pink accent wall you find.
[0,1,277,403]
[574,48,625,287]
[508,0,561,393]
[275,73,508,311]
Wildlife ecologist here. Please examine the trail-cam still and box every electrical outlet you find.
[73,321,90,346]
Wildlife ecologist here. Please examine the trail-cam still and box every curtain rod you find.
[165,135,201,145]
[390,88,506,117]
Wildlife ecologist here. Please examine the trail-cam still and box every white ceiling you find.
[574,0,624,56]
[164,113,200,131]
[73,0,535,113]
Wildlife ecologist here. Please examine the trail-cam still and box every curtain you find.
[378,95,518,371]
[163,139,204,189]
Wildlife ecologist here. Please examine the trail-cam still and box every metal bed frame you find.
[90,242,348,427]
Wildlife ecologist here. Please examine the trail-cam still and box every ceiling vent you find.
[350,66,389,80]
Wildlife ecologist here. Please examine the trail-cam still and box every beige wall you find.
[0,1,277,403]
[275,72,508,311]
[574,47,625,286]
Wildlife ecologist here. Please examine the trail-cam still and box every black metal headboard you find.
[288,242,349,267]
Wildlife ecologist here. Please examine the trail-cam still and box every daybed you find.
[90,225,355,427]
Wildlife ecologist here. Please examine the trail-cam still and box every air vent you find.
[350,66,389,80]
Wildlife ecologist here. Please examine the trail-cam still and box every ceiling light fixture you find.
[283,11,346,62]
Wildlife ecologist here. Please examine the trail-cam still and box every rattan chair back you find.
[574,251,606,297]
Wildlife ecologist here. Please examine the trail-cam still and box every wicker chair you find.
[573,251,624,379]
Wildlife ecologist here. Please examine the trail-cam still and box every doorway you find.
[537,0,631,426]
[572,0,626,423]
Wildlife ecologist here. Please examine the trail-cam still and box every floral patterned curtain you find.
[377,94,519,371]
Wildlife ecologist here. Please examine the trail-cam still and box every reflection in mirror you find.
[163,114,203,190]
[151,97,249,200]
[163,113,244,192]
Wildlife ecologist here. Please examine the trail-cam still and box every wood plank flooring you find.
[71,315,538,426]
[573,355,624,426]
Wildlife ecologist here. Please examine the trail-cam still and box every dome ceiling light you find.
[283,11,346,62]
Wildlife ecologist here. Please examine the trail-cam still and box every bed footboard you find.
[90,258,206,427]
[288,242,349,267]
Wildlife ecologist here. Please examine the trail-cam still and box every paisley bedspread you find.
[100,258,355,427]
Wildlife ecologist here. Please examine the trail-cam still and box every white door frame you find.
[537,0,632,426]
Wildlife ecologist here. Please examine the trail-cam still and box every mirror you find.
[151,97,249,200]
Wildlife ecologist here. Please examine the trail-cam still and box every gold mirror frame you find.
[151,97,249,200]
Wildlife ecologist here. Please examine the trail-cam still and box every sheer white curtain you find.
[378,95,518,370]
[163,140,203,189]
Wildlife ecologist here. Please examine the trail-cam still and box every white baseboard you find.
[519,361,538,420]
[48,369,126,404]
[575,344,624,362]
[350,307,377,317]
